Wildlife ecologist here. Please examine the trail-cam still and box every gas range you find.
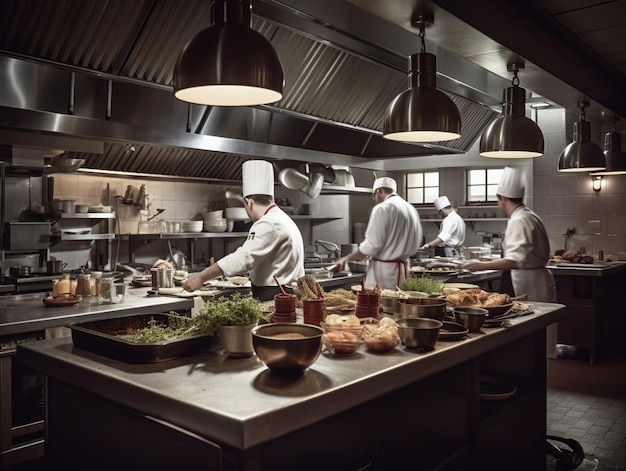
[0,273,58,294]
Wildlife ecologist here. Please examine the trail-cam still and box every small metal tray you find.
[68,313,213,363]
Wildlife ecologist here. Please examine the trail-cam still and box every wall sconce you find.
[592,175,602,192]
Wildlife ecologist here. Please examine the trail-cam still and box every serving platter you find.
[444,283,479,290]
[42,295,82,307]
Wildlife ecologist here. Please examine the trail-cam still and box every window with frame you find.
[406,171,439,204]
[466,168,504,204]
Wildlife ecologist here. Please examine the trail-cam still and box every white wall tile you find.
[562,195,593,214]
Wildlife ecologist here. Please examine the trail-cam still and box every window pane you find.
[468,186,485,202]
[424,172,439,186]
[487,184,499,200]
[487,169,503,184]
[407,188,423,204]
[468,169,485,185]
[406,173,423,187]
[424,187,439,203]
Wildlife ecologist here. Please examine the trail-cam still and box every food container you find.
[361,318,400,353]
[462,246,492,260]
[397,318,443,351]
[75,204,90,213]
[69,314,213,363]
[182,220,203,233]
[61,199,76,213]
[453,306,488,332]
[396,297,447,321]
[99,279,125,303]
[76,273,92,297]
[321,321,362,354]
[252,323,323,375]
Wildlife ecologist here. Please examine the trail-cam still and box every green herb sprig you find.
[399,277,445,294]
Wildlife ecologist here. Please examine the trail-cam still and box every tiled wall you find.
[535,108,626,259]
[50,173,352,269]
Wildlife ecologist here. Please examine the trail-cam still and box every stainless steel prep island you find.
[18,302,565,471]
[0,285,195,337]
[547,261,626,364]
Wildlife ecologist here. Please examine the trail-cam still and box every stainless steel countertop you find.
[18,302,565,451]
[0,285,194,337]
[546,261,626,277]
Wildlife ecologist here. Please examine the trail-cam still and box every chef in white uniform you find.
[462,167,557,355]
[183,160,305,301]
[421,195,465,257]
[332,177,422,289]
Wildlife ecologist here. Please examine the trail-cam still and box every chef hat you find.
[372,176,397,194]
[434,196,451,211]
[497,166,525,198]
[242,160,274,197]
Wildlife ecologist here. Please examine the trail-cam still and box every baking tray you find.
[69,313,213,363]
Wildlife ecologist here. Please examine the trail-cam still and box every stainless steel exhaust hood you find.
[0,0,503,182]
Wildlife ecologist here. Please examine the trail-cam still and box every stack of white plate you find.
[224,207,249,220]
[182,220,203,233]
[203,211,227,232]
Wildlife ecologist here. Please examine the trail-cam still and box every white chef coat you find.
[503,205,556,302]
[217,205,305,287]
[359,194,422,289]
[437,209,465,256]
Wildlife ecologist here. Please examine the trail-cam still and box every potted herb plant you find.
[196,292,267,357]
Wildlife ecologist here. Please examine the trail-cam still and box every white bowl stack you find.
[224,207,250,233]
[203,210,227,232]
[182,220,204,233]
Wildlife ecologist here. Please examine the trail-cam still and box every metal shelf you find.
[57,213,116,219]
[52,233,115,242]
[123,232,249,264]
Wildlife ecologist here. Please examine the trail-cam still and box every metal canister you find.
[156,268,175,288]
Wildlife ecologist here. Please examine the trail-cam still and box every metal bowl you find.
[397,318,443,350]
[396,297,447,321]
[252,323,324,375]
[453,306,488,332]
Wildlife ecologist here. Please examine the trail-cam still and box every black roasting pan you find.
[69,313,213,363]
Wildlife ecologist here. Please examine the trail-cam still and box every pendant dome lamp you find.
[173,0,284,107]
[383,11,461,143]
[590,116,626,176]
[479,60,544,158]
[558,100,605,172]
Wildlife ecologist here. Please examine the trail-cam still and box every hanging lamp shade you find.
[590,128,626,176]
[480,85,544,158]
[173,0,284,107]
[558,115,605,172]
[383,52,461,142]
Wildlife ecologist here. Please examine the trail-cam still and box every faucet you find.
[314,240,340,259]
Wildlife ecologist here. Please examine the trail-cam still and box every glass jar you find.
[76,274,92,297]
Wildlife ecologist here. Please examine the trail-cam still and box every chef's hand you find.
[331,257,349,273]
[462,260,484,272]
[421,244,430,250]
[182,275,204,293]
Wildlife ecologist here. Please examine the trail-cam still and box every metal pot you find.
[9,266,31,277]
[396,297,447,321]
[46,260,67,274]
